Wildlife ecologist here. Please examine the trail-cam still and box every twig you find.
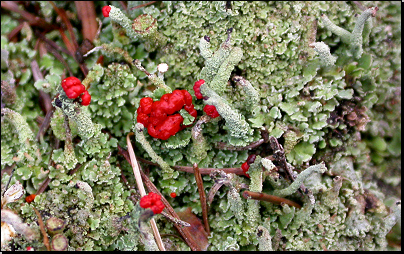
[160,211,191,227]
[44,43,74,77]
[2,168,16,197]
[1,1,58,31]
[135,155,244,175]
[269,137,308,194]
[126,133,165,251]
[49,1,78,51]
[118,146,245,175]
[353,1,367,11]
[7,22,24,41]
[34,30,73,57]
[130,1,157,10]
[36,177,51,195]
[32,207,51,251]
[68,163,82,176]
[74,1,98,42]
[193,163,210,235]
[215,139,265,151]
[117,144,201,251]
[242,190,302,209]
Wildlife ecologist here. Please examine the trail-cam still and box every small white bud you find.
[157,63,169,73]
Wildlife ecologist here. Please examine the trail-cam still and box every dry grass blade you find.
[74,1,98,42]
[193,163,210,235]
[44,42,74,76]
[117,144,201,251]
[126,133,165,251]
[130,1,157,10]
[32,207,51,251]
[49,1,78,52]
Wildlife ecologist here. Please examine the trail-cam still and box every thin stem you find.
[117,144,201,251]
[32,207,51,251]
[242,190,302,209]
[2,168,15,197]
[193,163,210,235]
[130,1,157,10]
[126,133,165,251]
[135,155,244,175]
[161,211,191,227]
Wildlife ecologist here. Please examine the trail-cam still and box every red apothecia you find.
[61,77,91,106]
[241,154,257,178]
[139,192,165,214]
[137,90,197,140]
[25,194,36,203]
[102,6,111,17]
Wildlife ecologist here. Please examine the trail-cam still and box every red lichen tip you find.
[61,77,85,99]
[139,192,165,214]
[241,162,250,178]
[102,6,111,17]
[203,104,220,118]
[137,90,197,140]
[25,194,36,203]
[80,90,91,106]
[193,79,205,99]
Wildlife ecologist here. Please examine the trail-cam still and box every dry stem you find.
[193,163,210,235]
[126,133,165,251]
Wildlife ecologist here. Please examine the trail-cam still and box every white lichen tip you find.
[157,63,168,73]
[309,41,337,67]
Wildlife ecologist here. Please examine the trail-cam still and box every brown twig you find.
[130,1,157,10]
[44,42,74,77]
[117,144,201,251]
[135,155,244,175]
[269,136,308,195]
[34,30,73,57]
[215,139,265,151]
[1,1,58,31]
[49,1,78,52]
[7,22,24,42]
[193,163,210,235]
[74,1,97,42]
[353,1,367,11]
[242,190,302,209]
[32,207,51,251]
[36,177,51,195]
[35,109,54,142]
[31,60,54,141]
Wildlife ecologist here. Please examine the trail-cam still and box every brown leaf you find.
[74,1,98,42]
[176,207,210,251]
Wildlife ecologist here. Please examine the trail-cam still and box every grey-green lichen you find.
[320,7,378,58]
[1,1,401,251]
